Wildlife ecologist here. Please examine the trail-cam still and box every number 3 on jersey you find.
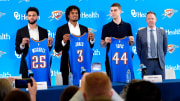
[77,50,83,63]
[112,52,128,65]
[32,55,46,69]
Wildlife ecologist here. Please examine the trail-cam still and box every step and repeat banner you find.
[0,0,179,85]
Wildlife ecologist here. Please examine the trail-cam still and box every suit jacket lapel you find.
[156,28,160,50]
[25,26,30,38]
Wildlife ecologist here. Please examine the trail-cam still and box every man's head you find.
[146,11,157,29]
[26,7,39,24]
[83,72,112,101]
[110,3,121,19]
[126,80,161,101]
[65,5,80,22]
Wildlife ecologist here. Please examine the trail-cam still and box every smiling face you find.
[68,9,79,22]
[27,11,38,24]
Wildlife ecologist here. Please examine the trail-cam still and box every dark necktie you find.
[150,30,156,57]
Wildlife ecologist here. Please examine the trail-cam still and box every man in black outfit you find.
[100,3,134,78]
[55,5,94,85]
[15,7,53,78]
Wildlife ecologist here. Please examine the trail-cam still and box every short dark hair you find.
[26,7,39,16]
[65,5,80,21]
[146,11,156,17]
[60,86,79,101]
[126,81,161,101]
[111,3,121,9]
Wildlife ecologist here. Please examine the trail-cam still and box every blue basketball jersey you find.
[108,37,134,82]
[26,38,50,86]
[68,33,93,85]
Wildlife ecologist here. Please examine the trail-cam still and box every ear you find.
[83,92,87,101]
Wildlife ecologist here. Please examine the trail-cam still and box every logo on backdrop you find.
[14,12,40,20]
[88,28,97,33]
[48,30,56,38]
[0,12,5,18]
[81,11,99,19]
[165,28,180,35]
[14,12,27,20]
[18,0,29,3]
[93,49,100,56]
[0,33,10,40]
[131,9,146,18]
[162,9,178,19]
[168,44,179,54]
[107,11,124,20]
[15,51,22,58]
[0,50,6,58]
[49,10,65,22]
[0,72,11,78]
[51,50,62,58]
[166,64,180,70]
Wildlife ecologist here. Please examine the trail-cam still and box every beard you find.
[28,19,37,24]
[72,20,78,22]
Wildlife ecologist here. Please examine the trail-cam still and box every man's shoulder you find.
[138,27,146,32]
[17,25,27,31]
[103,21,113,27]
[57,23,68,29]
[79,24,88,29]
[38,26,47,31]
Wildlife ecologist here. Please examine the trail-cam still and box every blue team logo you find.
[18,0,30,3]
[0,50,6,58]
[49,10,65,22]
[51,50,62,58]
[162,9,178,19]
[168,44,179,54]
[0,12,5,18]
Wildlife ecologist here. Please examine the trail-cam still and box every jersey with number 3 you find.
[26,38,50,86]
[108,37,134,82]
[68,33,93,85]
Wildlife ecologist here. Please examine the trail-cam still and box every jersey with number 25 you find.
[26,38,50,86]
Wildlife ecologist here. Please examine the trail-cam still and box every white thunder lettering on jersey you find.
[75,42,84,47]
[116,44,124,49]
[32,48,46,53]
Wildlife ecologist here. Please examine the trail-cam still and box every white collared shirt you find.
[68,21,81,36]
[62,22,95,46]
[20,24,39,49]
[28,24,39,41]
[147,26,158,58]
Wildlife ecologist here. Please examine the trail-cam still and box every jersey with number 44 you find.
[108,37,134,82]
[68,33,93,85]
[26,38,50,86]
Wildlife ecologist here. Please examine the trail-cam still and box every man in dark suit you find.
[136,11,168,79]
[55,5,94,85]
[15,7,53,78]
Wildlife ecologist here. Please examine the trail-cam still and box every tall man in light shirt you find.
[15,7,53,78]
[136,11,168,79]
[55,5,94,85]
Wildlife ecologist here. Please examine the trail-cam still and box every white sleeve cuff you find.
[20,44,25,50]
[90,39,95,44]
[62,40,67,47]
